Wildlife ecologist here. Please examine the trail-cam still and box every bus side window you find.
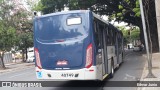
[117,33,122,53]
[106,27,112,46]
[118,33,122,53]
[93,21,100,49]
[110,28,113,45]
[93,20,104,51]
[112,29,116,45]
[97,22,105,48]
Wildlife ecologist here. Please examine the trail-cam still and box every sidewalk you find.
[0,59,35,74]
[137,53,160,90]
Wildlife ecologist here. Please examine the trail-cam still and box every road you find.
[0,50,146,90]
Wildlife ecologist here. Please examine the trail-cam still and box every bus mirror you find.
[33,11,37,16]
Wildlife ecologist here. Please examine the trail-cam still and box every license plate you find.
[61,73,74,77]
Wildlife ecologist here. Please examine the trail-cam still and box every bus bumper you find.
[35,66,98,80]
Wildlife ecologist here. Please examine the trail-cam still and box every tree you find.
[131,28,140,41]
[13,13,33,62]
[118,26,140,45]
[10,1,34,62]
[0,0,17,69]
[34,0,158,52]
[33,0,96,14]
[0,0,34,69]
[0,22,17,69]
[16,32,33,62]
[94,0,158,52]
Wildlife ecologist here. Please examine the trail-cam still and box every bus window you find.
[112,29,116,45]
[110,28,113,45]
[93,21,100,48]
[106,27,112,46]
[97,22,105,48]
[118,33,122,53]
[36,14,87,41]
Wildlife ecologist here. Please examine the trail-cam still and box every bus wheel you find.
[110,60,114,78]
[122,52,124,63]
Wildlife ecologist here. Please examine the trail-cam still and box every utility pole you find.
[139,0,155,78]
[155,0,160,52]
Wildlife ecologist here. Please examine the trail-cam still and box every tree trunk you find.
[138,21,158,53]
[145,0,159,53]
[22,49,25,62]
[0,52,6,69]
[148,24,159,53]
[25,47,28,60]
[23,39,28,61]
[139,25,145,45]
[137,0,159,53]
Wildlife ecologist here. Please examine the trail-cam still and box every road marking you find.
[124,74,137,80]
[9,72,34,78]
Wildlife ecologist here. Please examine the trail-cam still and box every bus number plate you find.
[61,73,74,77]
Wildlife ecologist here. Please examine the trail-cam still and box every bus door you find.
[97,24,107,75]
[94,21,107,76]
[102,29,108,74]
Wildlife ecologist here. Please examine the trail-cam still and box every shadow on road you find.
[53,80,105,90]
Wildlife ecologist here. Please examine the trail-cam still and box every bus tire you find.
[122,52,124,63]
[109,60,114,78]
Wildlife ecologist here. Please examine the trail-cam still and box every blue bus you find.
[34,10,124,80]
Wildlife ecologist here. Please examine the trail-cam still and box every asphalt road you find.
[0,50,146,90]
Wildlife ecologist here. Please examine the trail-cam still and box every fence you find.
[3,52,12,64]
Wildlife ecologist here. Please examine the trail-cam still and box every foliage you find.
[118,26,140,44]
[34,0,96,14]
[11,7,33,61]
[0,0,17,52]
[0,0,34,68]
[33,0,141,26]
[0,0,17,69]
[94,0,141,26]
[131,28,140,40]
[95,0,158,52]
[0,22,17,51]
[17,32,33,51]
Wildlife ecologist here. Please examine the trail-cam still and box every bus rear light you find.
[35,48,42,69]
[85,44,93,68]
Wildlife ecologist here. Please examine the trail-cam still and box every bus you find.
[33,10,124,80]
